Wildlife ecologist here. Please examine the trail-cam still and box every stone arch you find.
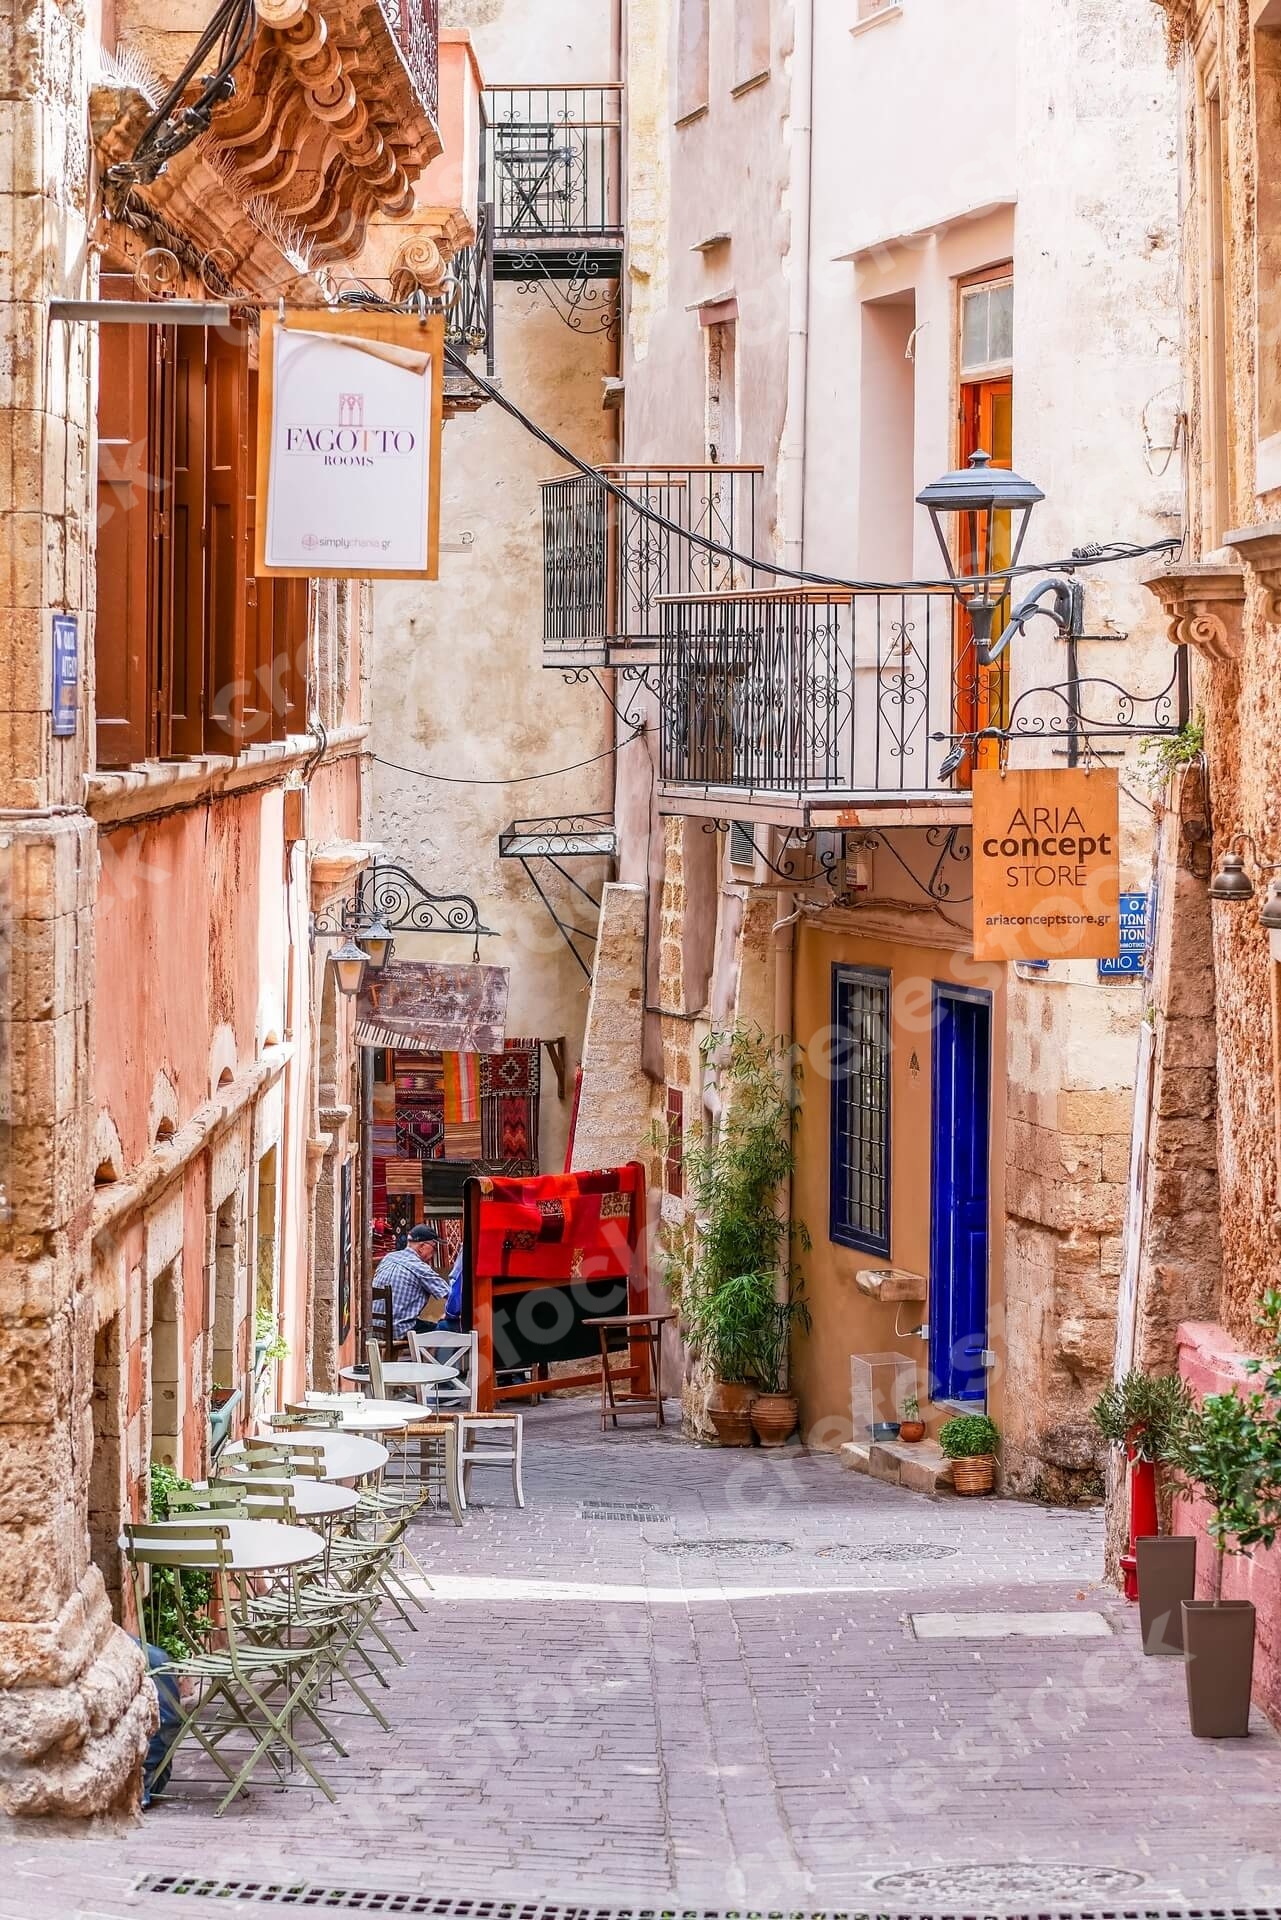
[93,1108,124,1185]
[209,1024,238,1099]
[149,1070,179,1146]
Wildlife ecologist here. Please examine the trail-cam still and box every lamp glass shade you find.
[1208,851,1255,902]
[916,450,1044,595]
[330,937,369,997]
[1260,879,1281,930]
[357,913,394,971]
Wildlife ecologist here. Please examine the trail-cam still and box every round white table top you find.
[124,1517,324,1573]
[219,1478,359,1521]
[225,1433,389,1484]
[339,1361,459,1386]
[293,1400,416,1433]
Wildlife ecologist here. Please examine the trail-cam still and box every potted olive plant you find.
[1168,1293,1281,1737]
[1092,1369,1196,1647]
[939,1413,999,1495]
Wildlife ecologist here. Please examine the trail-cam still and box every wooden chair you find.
[408,1329,523,1510]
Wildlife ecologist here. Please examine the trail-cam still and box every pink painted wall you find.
[1176,1320,1281,1729]
[415,32,484,232]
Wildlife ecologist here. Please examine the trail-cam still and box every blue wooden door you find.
[929,988,991,1404]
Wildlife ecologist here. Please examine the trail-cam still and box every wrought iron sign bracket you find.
[498,815,616,979]
[310,861,496,965]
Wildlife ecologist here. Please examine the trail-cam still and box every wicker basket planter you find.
[951,1453,995,1496]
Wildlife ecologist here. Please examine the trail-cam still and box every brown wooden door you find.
[94,323,156,768]
[162,324,206,757]
[205,326,250,754]
[954,375,1013,781]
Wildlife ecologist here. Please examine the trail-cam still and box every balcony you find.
[484,86,623,271]
[379,0,441,123]
[657,588,970,826]
[542,466,766,666]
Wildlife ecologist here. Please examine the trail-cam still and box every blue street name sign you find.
[51,613,78,738]
[1098,891,1149,978]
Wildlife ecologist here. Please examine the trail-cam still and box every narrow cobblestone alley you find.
[8,1404,1281,1918]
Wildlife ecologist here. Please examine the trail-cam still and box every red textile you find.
[473,1163,644,1284]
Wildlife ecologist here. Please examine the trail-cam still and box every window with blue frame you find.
[830,965,891,1255]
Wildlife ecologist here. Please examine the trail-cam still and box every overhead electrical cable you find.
[373,736,642,786]
[442,342,1182,597]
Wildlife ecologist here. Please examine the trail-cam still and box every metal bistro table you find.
[224,1433,389,1485]
[291,1399,418,1434]
[339,1361,459,1392]
[226,1478,359,1523]
[123,1516,325,1573]
[583,1311,677,1432]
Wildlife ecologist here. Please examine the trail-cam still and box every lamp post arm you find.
[981,576,1075,665]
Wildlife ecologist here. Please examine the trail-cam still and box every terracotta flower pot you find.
[898,1420,926,1444]
[951,1453,994,1496]
[750,1392,799,1448]
[1183,1600,1256,1738]
[708,1382,756,1447]
[1136,1535,1197,1656]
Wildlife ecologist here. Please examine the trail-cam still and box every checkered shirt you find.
[374,1247,450,1337]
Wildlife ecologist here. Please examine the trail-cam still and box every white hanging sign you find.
[256,311,443,580]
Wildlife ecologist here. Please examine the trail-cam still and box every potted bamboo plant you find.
[1168,1294,1281,1737]
[939,1413,999,1495]
[669,1026,810,1445]
[1092,1369,1195,1645]
[747,1280,812,1447]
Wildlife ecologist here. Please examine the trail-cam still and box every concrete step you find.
[871,1437,954,1494]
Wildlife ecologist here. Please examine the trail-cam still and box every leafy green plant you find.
[938,1413,999,1460]
[1091,1370,1195,1462]
[145,1461,211,1659]
[255,1306,289,1366]
[1170,1289,1281,1598]
[1137,715,1204,796]
[667,1027,811,1392]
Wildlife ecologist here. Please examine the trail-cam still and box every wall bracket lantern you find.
[1208,835,1281,927]
[311,861,497,992]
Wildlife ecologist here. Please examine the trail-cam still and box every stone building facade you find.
[0,0,476,1816]
[571,0,1183,1489]
[1114,0,1281,1725]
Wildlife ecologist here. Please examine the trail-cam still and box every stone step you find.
[871,1437,955,1494]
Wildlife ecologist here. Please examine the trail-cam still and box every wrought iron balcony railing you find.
[483,86,622,251]
[658,588,963,807]
[445,202,496,379]
[543,465,765,664]
[380,0,440,123]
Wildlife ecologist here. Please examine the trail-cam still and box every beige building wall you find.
[374,0,621,1173]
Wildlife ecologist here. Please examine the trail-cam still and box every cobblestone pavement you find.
[8,1400,1281,1917]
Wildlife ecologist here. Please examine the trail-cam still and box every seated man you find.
[374,1224,450,1340]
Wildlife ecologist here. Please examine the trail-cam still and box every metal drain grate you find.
[132,1874,1281,1920]
[580,1501,671,1523]
[872,1867,1146,1900]
[654,1538,793,1560]
[814,1543,960,1564]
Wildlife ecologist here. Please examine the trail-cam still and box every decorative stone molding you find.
[389,234,449,299]
[1225,525,1281,624]
[309,839,381,904]
[1142,562,1246,664]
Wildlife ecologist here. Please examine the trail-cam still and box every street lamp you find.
[917,450,1045,664]
[329,935,370,998]
[356,909,395,972]
[1206,835,1281,927]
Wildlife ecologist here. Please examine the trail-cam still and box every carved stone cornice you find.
[1142,562,1246,664]
[1225,525,1281,625]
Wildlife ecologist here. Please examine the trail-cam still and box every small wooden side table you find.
[583,1311,677,1432]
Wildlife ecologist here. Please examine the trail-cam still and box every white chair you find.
[406,1329,478,1411]
[407,1329,525,1510]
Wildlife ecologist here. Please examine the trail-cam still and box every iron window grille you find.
[831,965,892,1256]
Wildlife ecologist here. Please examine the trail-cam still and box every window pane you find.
[830,967,892,1255]
[960,288,990,374]
[988,281,1014,363]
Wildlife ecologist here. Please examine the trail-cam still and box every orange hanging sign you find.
[971,768,1121,961]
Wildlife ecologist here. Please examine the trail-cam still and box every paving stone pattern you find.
[7,1401,1281,1917]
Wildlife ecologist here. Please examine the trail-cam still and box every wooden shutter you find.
[278,579,310,736]
[159,325,206,757]
[243,370,281,745]
[94,323,155,768]
[205,326,250,754]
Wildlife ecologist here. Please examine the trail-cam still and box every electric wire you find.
[442,341,1183,597]
[372,736,641,785]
